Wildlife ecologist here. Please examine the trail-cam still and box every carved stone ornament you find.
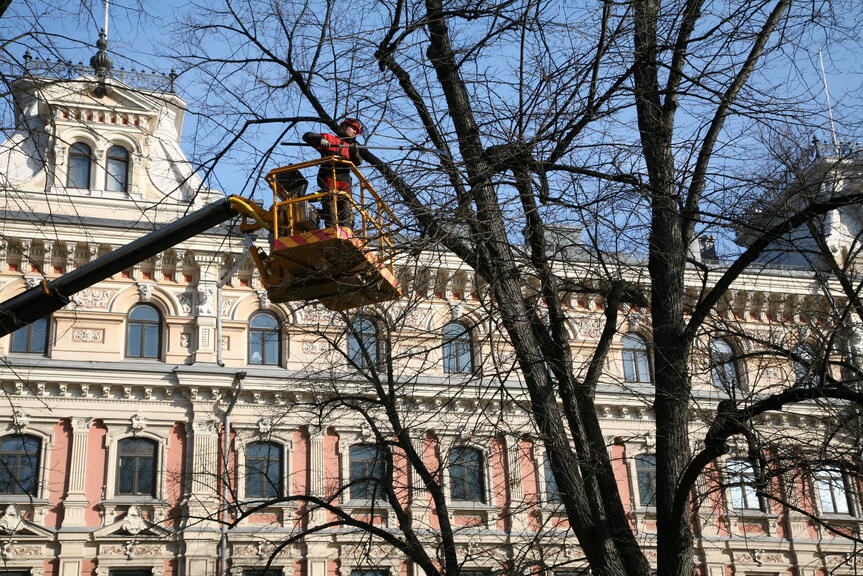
[192,419,218,436]
[95,568,109,576]
[72,328,104,343]
[121,505,147,535]
[151,568,165,576]
[31,567,45,576]
[70,287,116,310]
[0,504,23,534]
[23,275,41,289]
[11,409,29,430]
[180,332,191,349]
[130,412,147,436]
[257,417,273,435]
[197,284,216,316]
[256,289,271,310]
[178,291,193,314]
[72,417,92,434]
[137,281,155,302]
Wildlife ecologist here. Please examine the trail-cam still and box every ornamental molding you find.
[294,303,337,325]
[69,287,116,310]
[0,504,23,534]
[11,409,29,430]
[72,328,104,343]
[197,284,216,316]
[256,289,270,310]
[120,505,147,535]
[137,281,155,302]
[72,417,92,434]
[192,418,218,436]
[178,291,193,314]
[101,542,162,559]
[130,412,147,436]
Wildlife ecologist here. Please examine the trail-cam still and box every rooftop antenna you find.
[89,0,112,97]
[818,48,839,155]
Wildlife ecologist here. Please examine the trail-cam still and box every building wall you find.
[0,73,860,576]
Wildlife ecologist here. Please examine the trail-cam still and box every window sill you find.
[102,496,167,506]
[447,501,496,512]
[728,508,775,520]
[0,496,49,505]
[820,511,859,521]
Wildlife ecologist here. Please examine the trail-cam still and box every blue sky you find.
[5,0,863,207]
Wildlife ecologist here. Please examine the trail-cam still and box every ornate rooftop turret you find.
[89,28,113,97]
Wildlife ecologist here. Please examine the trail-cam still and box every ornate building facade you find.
[0,51,861,576]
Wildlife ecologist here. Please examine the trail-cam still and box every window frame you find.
[709,338,740,389]
[448,445,486,503]
[814,467,855,515]
[244,440,285,500]
[115,437,158,497]
[0,434,41,496]
[126,304,162,360]
[347,316,380,368]
[442,322,474,374]
[105,144,130,193]
[9,315,49,355]
[621,333,652,383]
[726,459,763,512]
[348,443,387,502]
[634,453,657,508]
[248,312,281,366]
[543,454,563,505]
[793,343,821,388]
[67,141,93,189]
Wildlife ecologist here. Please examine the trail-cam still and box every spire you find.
[89,28,113,97]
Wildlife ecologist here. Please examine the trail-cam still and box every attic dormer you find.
[0,38,209,209]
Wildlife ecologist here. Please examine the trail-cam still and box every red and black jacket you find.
[303,132,362,189]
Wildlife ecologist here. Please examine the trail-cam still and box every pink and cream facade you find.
[0,69,861,576]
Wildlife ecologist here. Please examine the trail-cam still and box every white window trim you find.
[104,431,166,501]
[0,423,54,502]
[235,432,292,503]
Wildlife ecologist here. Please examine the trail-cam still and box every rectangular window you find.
[635,454,656,507]
[815,469,852,514]
[727,459,762,511]
[544,456,562,503]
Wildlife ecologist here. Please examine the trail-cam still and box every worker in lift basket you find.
[302,118,363,229]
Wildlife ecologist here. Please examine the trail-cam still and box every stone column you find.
[62,417,92,527]
[410,432,430,528]
[309,431,327,525]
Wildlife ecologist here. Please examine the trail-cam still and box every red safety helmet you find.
[340,117,363,135]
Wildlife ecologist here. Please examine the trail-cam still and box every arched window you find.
[106,144,130,193]
[126,304,162,359]
[249,312,280,365]
[348,316,379,368]
[634,454,656,507]
[622,333,651,383]
[10,316,49,355]
[814,468,853,514]
[0,435,40,495]
[349,443,386,500]
[709,339,739,389]
[726,459,762,511]
[245,441,283,499]
[449,446,485,502]
[116,437,157,496]
[67,142,92,189]
[443,322,473,373]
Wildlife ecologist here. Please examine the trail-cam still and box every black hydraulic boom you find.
[0,196,241,338]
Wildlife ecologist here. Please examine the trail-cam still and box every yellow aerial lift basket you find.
[239,157,402,311]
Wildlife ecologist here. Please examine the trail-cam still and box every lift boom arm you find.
[0,196,257,338]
